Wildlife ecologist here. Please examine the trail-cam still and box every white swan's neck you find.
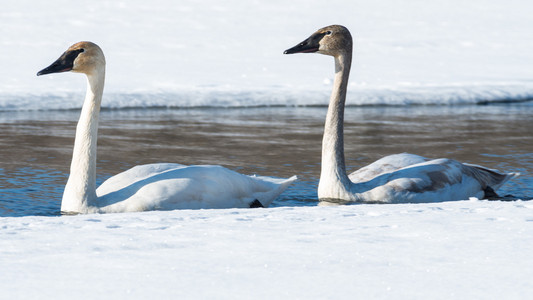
[61,69,105,213]
[318,52,354,200]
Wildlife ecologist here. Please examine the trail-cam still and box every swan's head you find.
[284,25,352,57]
[37,41,105,76]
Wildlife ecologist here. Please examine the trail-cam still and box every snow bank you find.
[1,200,532,299]
[1,0,533,110]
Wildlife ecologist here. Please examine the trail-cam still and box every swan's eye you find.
[78,48,85,53]
[325,31,332,35]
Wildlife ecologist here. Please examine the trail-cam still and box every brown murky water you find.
[1,104,531,216]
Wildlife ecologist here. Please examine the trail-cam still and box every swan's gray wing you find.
[349,153,429,183]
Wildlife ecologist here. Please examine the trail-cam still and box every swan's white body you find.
[94,163,295,213]
[285,25,517,203]
[38,41,296,214]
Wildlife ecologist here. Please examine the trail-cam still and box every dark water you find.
[0,103,532,217]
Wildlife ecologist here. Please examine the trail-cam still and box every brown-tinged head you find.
[284,25,352,57]
[37,41,105,76]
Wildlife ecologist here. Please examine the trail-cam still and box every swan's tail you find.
[464,163,519,192]
[251,175,298,207]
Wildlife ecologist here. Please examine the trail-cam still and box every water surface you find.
[1,103,531,216]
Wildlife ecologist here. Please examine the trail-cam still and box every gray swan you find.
[284,25,517,203]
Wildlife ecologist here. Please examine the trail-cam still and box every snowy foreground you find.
[2,199,532,299]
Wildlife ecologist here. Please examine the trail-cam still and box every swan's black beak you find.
[284,38,319,54]
[37,48,84,76]
[284,31,327,54]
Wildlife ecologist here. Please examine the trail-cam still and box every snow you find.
[2,200,533,299]
[1,0,533,109]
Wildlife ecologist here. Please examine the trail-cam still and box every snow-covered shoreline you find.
[2,0,533,110]
[2,81,533,112]
[2,200,532,299]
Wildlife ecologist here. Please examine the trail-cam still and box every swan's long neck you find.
[61,69,105,213]
[318,52,353,200]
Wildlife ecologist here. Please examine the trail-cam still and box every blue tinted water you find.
[1,103,531,216]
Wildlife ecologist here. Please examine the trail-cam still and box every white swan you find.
[284,25,517,203]
[37,41,296,214]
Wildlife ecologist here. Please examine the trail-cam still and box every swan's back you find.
[348,153,428,182]
[96,163,186,195]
